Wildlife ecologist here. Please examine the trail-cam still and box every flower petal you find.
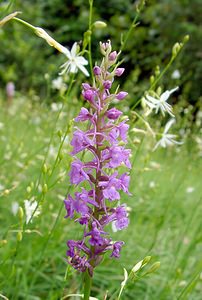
[76,56,88,65]
[77,64,90,77]
[71,42,78,57]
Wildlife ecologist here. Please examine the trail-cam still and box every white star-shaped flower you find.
[24,200,41,224]
[153,119,183,151]
[144,87,178,117]
[59,43,89,76]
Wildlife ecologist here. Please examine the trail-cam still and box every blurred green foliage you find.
[0,0,201,104]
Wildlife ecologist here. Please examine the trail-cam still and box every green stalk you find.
[150,57,175,91]
[88,0,94,80]
[13,17,36,31]
[120,0,145,52]
[83,271,92,300]
[130,56,175,111]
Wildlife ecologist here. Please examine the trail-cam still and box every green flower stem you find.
[13,17,36,31]
[83,271,92,300]
[88,0,94,80]
[120,1,145,52]
[150,57,175,91]
[130,56,175,111]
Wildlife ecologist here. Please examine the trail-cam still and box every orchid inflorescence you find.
[64,41,131,276]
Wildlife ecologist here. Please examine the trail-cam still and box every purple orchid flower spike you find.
[64,41,131,279]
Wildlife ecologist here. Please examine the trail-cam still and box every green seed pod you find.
[142,256,152,266]
[84,30,92,44]
[156,86,162,96]
[30,181,34,189]
[155,65,160,76]
[42,163,48,174]
[59,151,64,160]
[0,240,7,247]
[17,231,22,242]
[150,75,155,84]
[26,186,32,193]
[183,35,190,43]
[18,207,24,220]
[57,130,63,138]
[3,189,10,195]
[42,183,48,194]
[145,262,160,275]
[172,42,181,57]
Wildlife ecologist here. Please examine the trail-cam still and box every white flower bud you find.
[93,21,107,29]
[35,27,66,53]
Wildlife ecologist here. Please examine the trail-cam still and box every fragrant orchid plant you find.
[64,41,131,298]
[0,9,187,299]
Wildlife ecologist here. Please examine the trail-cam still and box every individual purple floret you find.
[64,41,131,276]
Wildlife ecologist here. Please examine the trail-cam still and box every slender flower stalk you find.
[64,41,131,297]
[1,14,89,77]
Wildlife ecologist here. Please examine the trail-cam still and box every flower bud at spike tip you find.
[109,51,117,61]
[116,91,128,100]
[93,66,101,76]
[100,40,112,55]
[18,207,24,220]
[93,21,107,29]
[115,68,125,77]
